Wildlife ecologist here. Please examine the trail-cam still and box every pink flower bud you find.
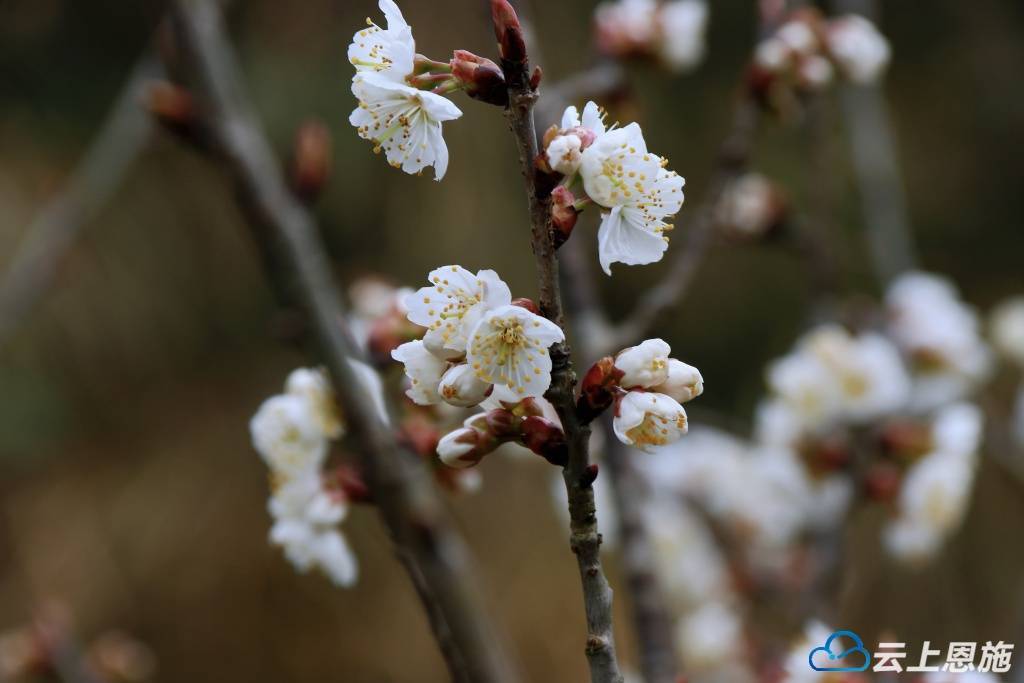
[577,356,625,423]
[491,0,527,64]
[290,120,332,202]
[451,49,508,106]
[511,297,540,315]
[551,186,579,247]
[521,415,568,466]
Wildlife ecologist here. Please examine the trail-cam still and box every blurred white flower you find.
[392,339,448,405]
[777,20,819,57]
[826,14,891,84]
[716,172,779,237]
[250,394,328,477]
[990,296,1024,368]
[285,367,344,439]
[783,621,837,683]
[798,55,834,90]
[404,266,512,358]
[269,475,358,587]
[613,391,688,451]
[467,304,565,398]
[595,0,659,53]
[657,0,709,73]
[887,272,992,410]
[615,338,672,389]
[579,123,685,275]
[884,402,983,564]
[676,602,742,672]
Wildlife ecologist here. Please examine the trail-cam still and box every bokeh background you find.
[2,0,1024,681]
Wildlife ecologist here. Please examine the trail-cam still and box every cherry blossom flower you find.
[579,123,685,274]
[350,75,463,180]
[347,0,415,82]
[438,363,491,407]
[467,304,565,398]
[990,296,1024,368]
[269,474,358,587]
[391,339,448,405]
[250,394,328,477]
[614,338,671,389]
[404,265,512,358]
[613,390,688,451]
[826,14,891,84]
[347,1,463,180]
[657,1,709,73]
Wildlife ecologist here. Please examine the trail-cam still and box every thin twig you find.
[0,54,162,351]
[497,7,624,681]
[607,95,762,353]
[167,3,518,681]
[830,0,916,285]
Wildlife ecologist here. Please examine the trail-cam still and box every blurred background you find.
[2,0,1024,681]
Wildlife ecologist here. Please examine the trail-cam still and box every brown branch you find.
[166,3,518,681]
[495,3,624,681]
[607,94,762,353]
[0,53,161,352]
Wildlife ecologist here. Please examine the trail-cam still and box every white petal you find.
[561,105,580,130]
[392,340,448,405]
[581,101,606,136]
[597,206,669,275]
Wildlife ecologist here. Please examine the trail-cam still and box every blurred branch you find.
[166,2,519,681]
[0,54,162,352]
[830,0,917,285]
[496,2,624,680]
[606,95,762,353]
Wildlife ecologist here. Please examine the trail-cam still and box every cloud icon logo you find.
[808,630,871,672]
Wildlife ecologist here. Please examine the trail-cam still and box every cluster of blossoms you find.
[543,102,686,275]
[580,338,704,450]
[250,368,376,586]
[594,0,709,73]
[751,9,890,109]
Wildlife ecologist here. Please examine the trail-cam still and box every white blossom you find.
[652,358,703,403]
[579,123,685,275]
[561,101,608,138]
[826,14,891,84]
[798,55,834,89]
[350,75,462,180]
[269,476,358,587]
[250,394,328,477]
[990,296,1024,368]
[716,172,777,236]
[595,0,659,49]
[438,363,492,407]
[347,0,415,82]
[391,339,448,405]
[887,272,992,410]
[776,20,819,57]
[676,602,742,672]
[657,0,709,72]
[404,266,512,358]
[467,304,565,398]
[285,368,344,439]
[546,134,584,176]
[613,391,688,451]
[615,338,671,389]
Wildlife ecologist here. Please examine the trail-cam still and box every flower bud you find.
[615,338,672,389]
[290,120,332,202]
[551,186,579,248]
[511,297,540,315]
[146,80,197,138]
[578,356,625,421]
[651,359,703,404]
[438,363,491,407]
[451,50,508,107]
[521,415,568,466]
[547,134,583,176]
[491,0,527,65]
[437,427,484,468]
[483,408,519,439]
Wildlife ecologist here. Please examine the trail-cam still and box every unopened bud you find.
[291,120,332,202]
[491,0,527,65]
[530,66,543,90]
[451,50,508,106]
[483,408,520,439]
[651,359,703,404]
[437,427,485,468]
[578,356,625,421]
[551,186,579,247]
[521,415,568,466]
[439,363,491,407]
[511,297,540,315]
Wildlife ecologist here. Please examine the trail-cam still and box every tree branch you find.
[608,95,762,353]
[496,4,624,680]
[0,53,161,351]
[166,3,518,681]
